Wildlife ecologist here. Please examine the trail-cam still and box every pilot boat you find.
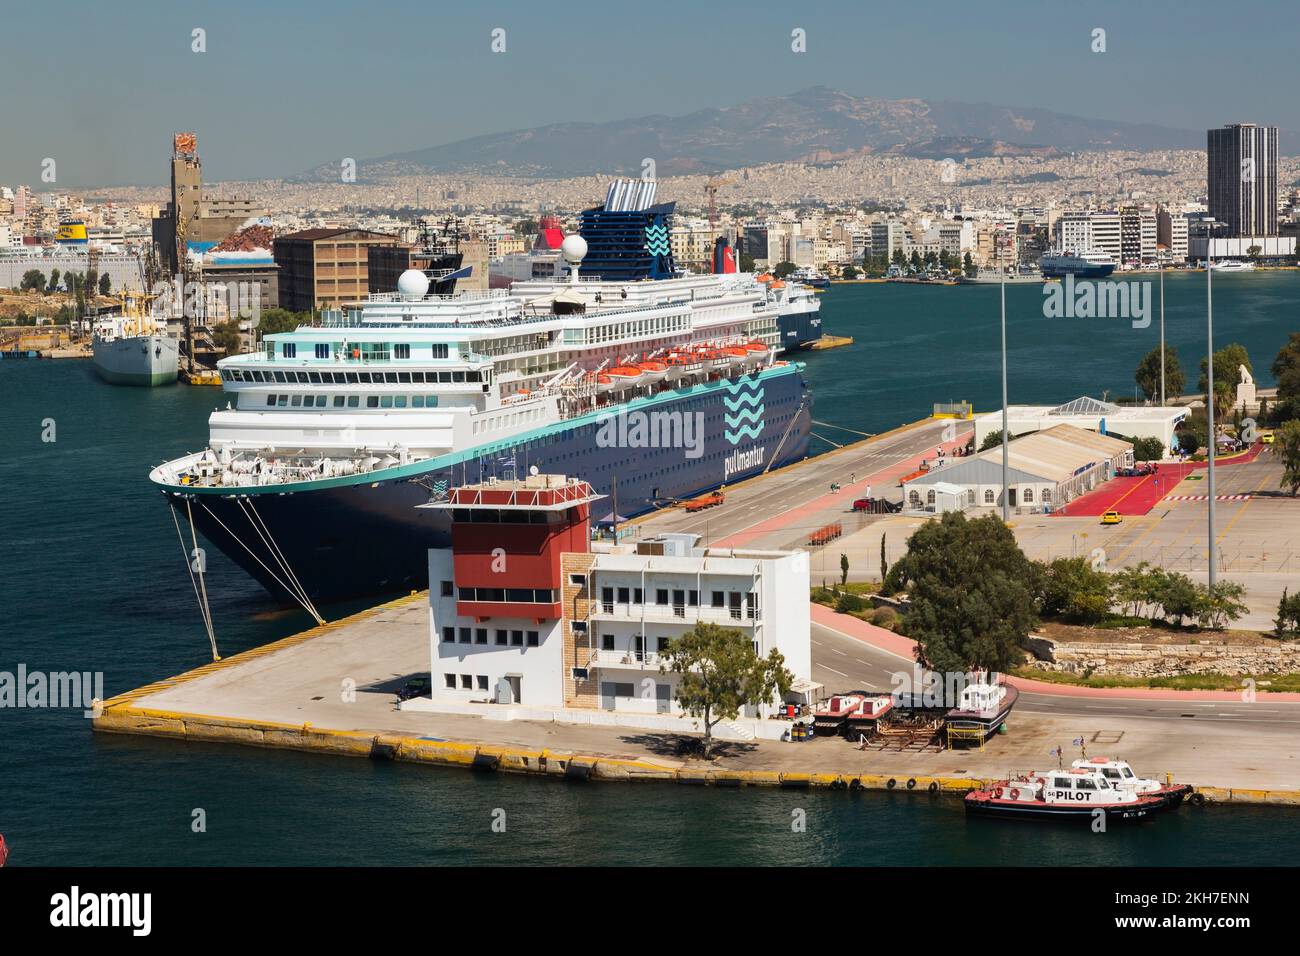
[965,767,1185,822]
[1071,757,1193,807]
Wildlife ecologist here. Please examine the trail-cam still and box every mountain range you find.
[302,86,1209,181]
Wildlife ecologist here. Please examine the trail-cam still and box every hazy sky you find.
[2,0,1296,188]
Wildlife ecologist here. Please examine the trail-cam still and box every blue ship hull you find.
[778,310,822,351]
[162,364,812,604]
[1040,263,1116,279]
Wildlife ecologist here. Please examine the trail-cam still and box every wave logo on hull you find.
[644,224,670,257]
[722,376,765,445]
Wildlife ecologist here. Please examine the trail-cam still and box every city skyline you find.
[2,0,1300,187]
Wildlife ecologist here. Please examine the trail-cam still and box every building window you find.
[444,674,456,689]
[510,630,523,646]
[495,629,507,645]
[657,637,671,651]
[926,490,935,504]
[440,580,453,596]
[602,634,615,651]
[1042,488,1052,503]
[688,590,699,607]
[711,591,724,608]
[984,489,995,504]
[394,343,410,359]
[909,490,921,507]
[657,588,669,605]
[476,675,489,691]
[617,587,630,604]
[633,588,644,605]
[475,628,487,645]
[526,630,539,647]
[442,626,454,643]
[569,573,586,587]
[460,674,472,689]
[459,627,471,644]
[283,343,296,358]
[314,343,329,359]
[431,343,448,359]
[1023,488,1034,503]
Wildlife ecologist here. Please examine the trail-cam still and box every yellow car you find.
[1101,510,1123,525]
[1261,431,1275,445]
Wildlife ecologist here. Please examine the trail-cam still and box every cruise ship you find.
[1039,248,1116,279]
[150,240,812,604]
[486,182,823,352]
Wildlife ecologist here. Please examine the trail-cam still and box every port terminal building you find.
[903,423,1133,513]
[972,396,1186,455]
[409,474,815,740]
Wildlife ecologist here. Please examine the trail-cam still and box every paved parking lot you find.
[824,452,1299,630]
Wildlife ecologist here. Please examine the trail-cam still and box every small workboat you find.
[945,675,1018,740]
[965,767,1181,822]
[844,694,894,740]
[1071,757,1193,808]
[811,694,864,737]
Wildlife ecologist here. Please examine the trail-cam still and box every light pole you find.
[1158,256,1166,406]
[1204,218,1217,589]
[999,227,1009,522]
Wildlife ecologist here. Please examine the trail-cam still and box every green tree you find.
[839,264,860,280]
[46,268,61,294]
[659,622,793,757]
[210,319,243,357]
[1198,581,1248,630]
[98,272,111,296]
[1112,562,1158,619]
[963,252,976,278]
[1036,557,1113,624]
[20,269,45,292]
[739,253,755,273]
[839,552,849,586]
[1275,587,1300,640]
[772,261,797,279]
[885,512,1037,674]
[1275,419,1300,496]
[1130,436,1165,461]
[1134,344,1185,403]
[980,429,1012,451]
[255,308,309,337]
[880,533,888,583]
[1270,332,1300,420]
[1151,569,1201,626]
[1199,343,1251,417]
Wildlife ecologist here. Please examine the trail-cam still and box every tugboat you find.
[811,694,864,737]
[965,767,1181,822]
[944,674,1018,740]
[844,694,895,740]
[1071,757,1193,808]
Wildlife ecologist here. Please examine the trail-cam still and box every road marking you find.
[820,665,849,677]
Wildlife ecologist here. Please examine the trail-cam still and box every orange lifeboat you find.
[605,365,643,387]
[636,359,668,384]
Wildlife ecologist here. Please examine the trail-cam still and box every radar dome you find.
[561,234,588,264]
[397,269,430,298]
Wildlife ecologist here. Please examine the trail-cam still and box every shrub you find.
[835,592,866,614]
[870,606,898,629]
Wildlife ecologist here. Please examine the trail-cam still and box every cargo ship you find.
[92,293,179,387]
[150,239,812,605]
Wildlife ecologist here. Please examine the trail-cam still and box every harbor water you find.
[1,270,1295,865]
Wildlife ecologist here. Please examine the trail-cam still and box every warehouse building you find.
[904,423,1133,513]
[973,395,1185,456]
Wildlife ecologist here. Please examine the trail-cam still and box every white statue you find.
[1239,364,1253,386]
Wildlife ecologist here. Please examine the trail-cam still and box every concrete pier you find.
[92,417,1300,804]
